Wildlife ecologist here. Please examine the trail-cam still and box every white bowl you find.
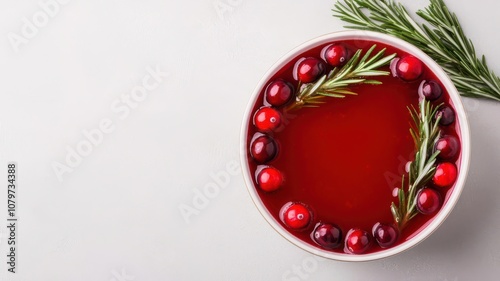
[240,30,471,261]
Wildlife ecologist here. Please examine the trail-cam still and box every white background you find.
[0,0,499,280]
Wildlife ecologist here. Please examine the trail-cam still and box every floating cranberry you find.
[266,80,293,106]
[433,162,457,187]
[296,57,325,83]
[372,223,398,248]
[312,223,342,249]
[253,107,282,132]
[281,202,311,230]
[435,135,460,160]
[345,228,371,254]
[435,105,455,126]
[394,55,423,82]
[416,188,441,215]
[257,167,284,192]
[419,80,442,101]
[324,44,349,67]
[250,135,278,163]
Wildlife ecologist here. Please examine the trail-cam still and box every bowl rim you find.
[240,30,471,262]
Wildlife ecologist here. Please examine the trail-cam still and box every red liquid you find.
[245,40,461,254]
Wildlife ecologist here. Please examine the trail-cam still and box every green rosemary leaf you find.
[398,180,406,211]
[391,203,401,223]
[324,89,358,95]
[362,80,383,85]
[318,92,347,98]
[354,71,390,77]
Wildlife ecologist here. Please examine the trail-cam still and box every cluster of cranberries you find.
[392,55,461,216]
[250,44,350,191]
[248,46,461,255]
[278,203,399,254]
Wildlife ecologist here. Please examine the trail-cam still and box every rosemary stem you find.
[333,0,500,101]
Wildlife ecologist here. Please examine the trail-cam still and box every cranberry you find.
[345,228,371,254]
[372,223,398,248]
[416,188,441,215]
[281,202,311,230]
[419,80,442,101]
[296,57,325,83]
[433,162,457,187]
[312,223,342,249]
[394,55,423,82]
[250,135,278,163]
[435,105,455,126]
[265,80,293,106]
[323,44,349,67]
[257,167,284,192]
[435,135,460,160]
[253,107,281,132]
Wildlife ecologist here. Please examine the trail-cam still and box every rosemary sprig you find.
[390,100,442,229]
[333,0,500,101]
[286,45,395,111]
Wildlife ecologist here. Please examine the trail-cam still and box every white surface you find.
[0,0,499,280]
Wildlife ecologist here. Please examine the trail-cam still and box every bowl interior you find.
[240,30,470,261]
